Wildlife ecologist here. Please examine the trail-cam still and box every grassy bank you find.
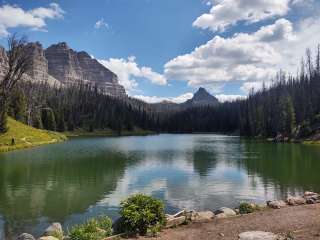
[64,128,155,137]
[0,118,67,153]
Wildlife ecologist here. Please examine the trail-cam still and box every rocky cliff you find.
[0,47,8,79]
[0,42,126,97]
[45,42,126,96]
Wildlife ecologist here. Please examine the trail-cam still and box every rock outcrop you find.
[0,42,126,97]
[45,42,125,97]
[0,46,8,79]
[184,87,219,107]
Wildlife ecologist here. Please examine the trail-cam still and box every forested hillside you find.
[3,38,320,140]
[160,46,320,140]
[7,81,160,134]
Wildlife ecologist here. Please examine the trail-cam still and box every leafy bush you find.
[69,216,112,240]
[239,202,256,214]
[120,194,165,235]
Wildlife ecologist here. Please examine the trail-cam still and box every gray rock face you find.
[45,42,126,97]
[0,42,126,97]
[16,233,36,240]
[239,231,279,240]
[26,42,49,83]
[0,46,8,79]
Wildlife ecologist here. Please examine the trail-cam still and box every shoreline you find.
[17,192,320,240]
[0,138,66,153]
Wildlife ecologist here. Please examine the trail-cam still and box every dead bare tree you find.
[0,34,32,133]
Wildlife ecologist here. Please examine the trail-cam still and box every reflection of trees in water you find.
[240,141,320,196]
[0,146,142,238]
[189,149,217,177]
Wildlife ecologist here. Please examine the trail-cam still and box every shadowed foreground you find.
[130,204,320,240]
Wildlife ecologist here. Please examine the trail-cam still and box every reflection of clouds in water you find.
[80,144,281,216]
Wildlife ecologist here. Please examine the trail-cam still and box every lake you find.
[0,134,320,239]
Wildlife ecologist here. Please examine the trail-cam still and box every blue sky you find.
[0,0,319,102]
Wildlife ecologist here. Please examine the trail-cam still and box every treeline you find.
[7,81,160,133]
[161,46,320,139]
[3,35,320,139]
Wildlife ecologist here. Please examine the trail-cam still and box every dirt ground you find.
[130,204,320,240]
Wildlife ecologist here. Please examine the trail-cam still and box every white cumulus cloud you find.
[165,16,320,94]
[99,56,167,94]
[193,0,290,32]
[0,3,64,37]
[94,18,109,29]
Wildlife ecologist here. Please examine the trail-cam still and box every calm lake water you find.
[0,134,320,239]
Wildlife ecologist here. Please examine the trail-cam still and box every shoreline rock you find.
[15,191,320,240]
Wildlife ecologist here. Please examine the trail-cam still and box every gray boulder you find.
[38,237,59,240]
[165,216,186,228]
[267,200,287,209]
[190,211,214,222]
[214,207,237,218]
[239,231,279,240]
[16,233,36,240]
[286,196,306,206]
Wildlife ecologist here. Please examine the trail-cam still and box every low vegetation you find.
[0,117,66,152]
[119,194,166,235]
[69,216,113,240]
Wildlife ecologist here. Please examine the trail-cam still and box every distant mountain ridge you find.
[151,88,219,113]
[184,87,219,107]
[0,42,126,97]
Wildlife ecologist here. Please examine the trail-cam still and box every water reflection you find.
[0,134,320,239]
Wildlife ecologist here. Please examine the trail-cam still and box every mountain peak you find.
[192,87,218,103]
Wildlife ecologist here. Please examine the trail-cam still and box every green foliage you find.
[0,95,8,133]
[41,108,57,131]
[239,202,256,214]
[8,88,27,123]
[51,230,64,240]
[0,117,66,152]
[69,216,112,240]
[120,194,165,235]
[299,121,312,138]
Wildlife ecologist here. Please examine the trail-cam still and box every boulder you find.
[38,237,59,240]
[16,233,36,240]
[286,196,306,206]
[190,211,214,222]
[304,191,319,197]
[306,198,317,204]
[303,192,320,204]
[173,210,187,218]
[165,216,186,228]
[239,231,279,240]
[267,200,287,209]
[43,223,63,237]
[214,207,237,218]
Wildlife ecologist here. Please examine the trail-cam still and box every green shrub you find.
[120,194,165,235]
[69,216,112,240]
[239,202,255,214]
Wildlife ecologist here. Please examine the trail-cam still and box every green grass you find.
[0,117,67,152]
